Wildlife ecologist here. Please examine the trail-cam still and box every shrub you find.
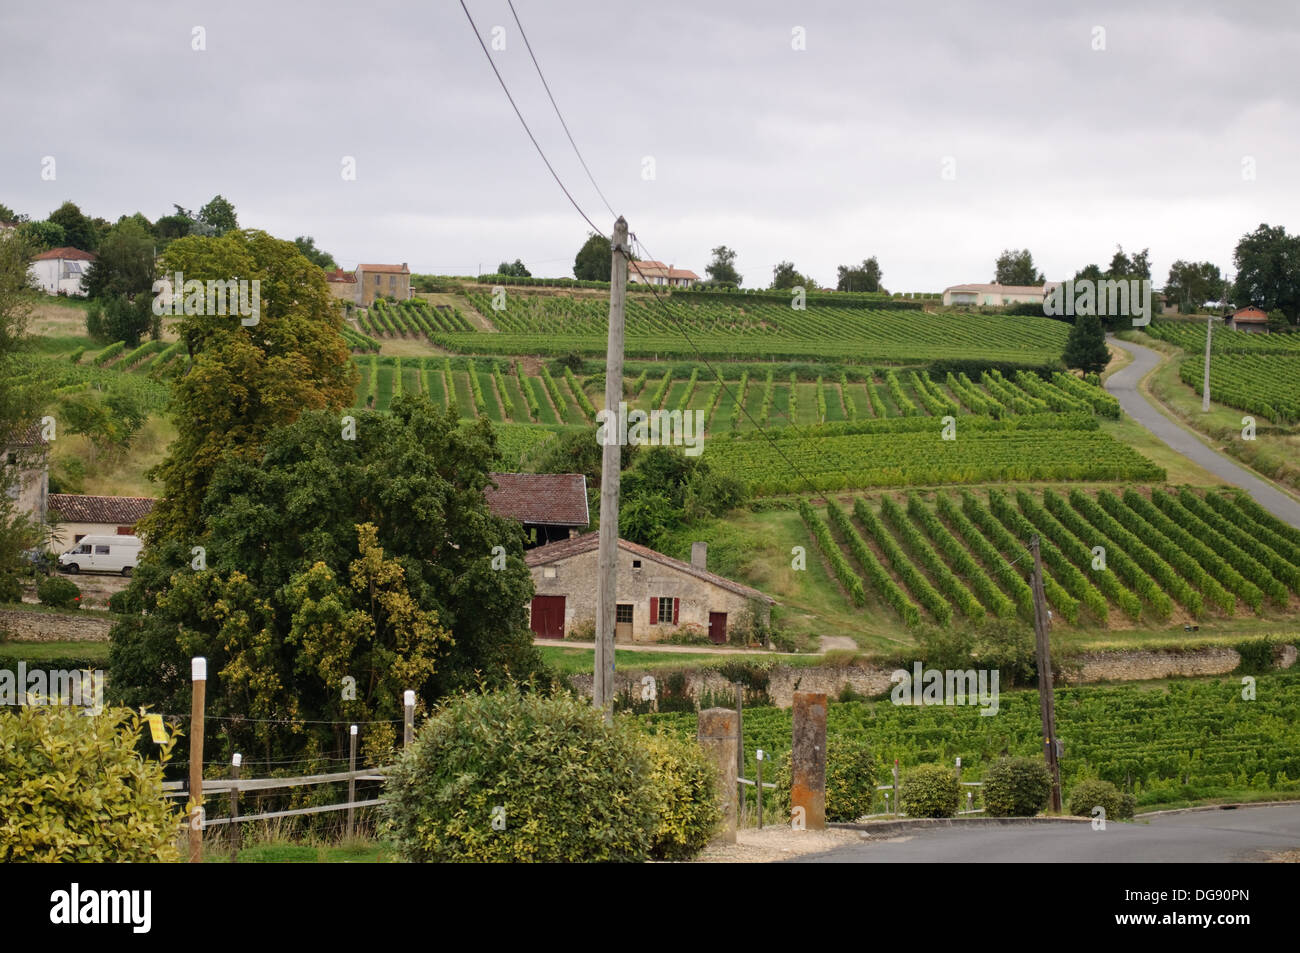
[775,737,878,822]
[382,687,658,862]
[982,757,1052,817]
[0,706,181,861]
[642,732,720,859]
[37,575,80,609]
[900,764,960,818]
[1067,778,1135,821]
[0,573,20,604]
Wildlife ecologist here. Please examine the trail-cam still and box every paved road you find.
[792,805,1300,862]
[1105,336,1300,529]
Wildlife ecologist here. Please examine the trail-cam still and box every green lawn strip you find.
[530,374,560,424]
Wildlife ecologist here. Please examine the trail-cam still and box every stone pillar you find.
[791,691,827,830]
[697,707,739,843]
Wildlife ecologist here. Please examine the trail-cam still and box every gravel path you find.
[1105,335,1300,529]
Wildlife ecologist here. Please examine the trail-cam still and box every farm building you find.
[29,246,96,296]
[325,267,358,304]
[942,282,1058,307]
[1227,306,1270,332]
[3,422,49,526]
[485,472,588,546]
[524,534,774,644]
[46,494,156,548]
[355,263,411,306]
[627,260,700,288]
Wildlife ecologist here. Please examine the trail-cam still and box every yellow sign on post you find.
[146,713,166,744]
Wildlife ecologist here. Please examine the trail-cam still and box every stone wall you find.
[0,609,113,643]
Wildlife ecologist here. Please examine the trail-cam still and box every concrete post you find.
[791,691,827,830]
[697,708,739,844]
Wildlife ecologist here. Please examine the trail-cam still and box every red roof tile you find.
[31,246,97,262]
[357,263,409,274]
[1231,306,1268,322]
[326,267,357,283]
[48,494,155,524]
[485,473,589,526]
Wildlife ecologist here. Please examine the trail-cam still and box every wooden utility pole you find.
[1203,306,1214,413]
[594,216,628,719]
[229,753,242,863]
[346,724,358,839]
[403,689,415,750]
[188,657,206,863]
[1030,536,1062,812]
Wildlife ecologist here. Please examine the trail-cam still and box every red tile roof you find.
[486,473,589,527]
[31,246,97,262]
[5,421,48,449]
[525,532,774,603]
[48,494,155,524]
[326,267,357,283]
[1231,306,1268,323]
[357,263,409,274]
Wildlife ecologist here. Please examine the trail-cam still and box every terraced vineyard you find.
[443,291,1071,363]
[645,672,1300,809]
[800,486,1300,628]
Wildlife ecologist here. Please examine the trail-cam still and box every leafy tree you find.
[197,195,238,236]
[1062,313,1109,374]
[107,397,546,762]
[82,218,155,300]
[620,447,745,549]
[705,245,742,287]
[1232,223,1300,325]
[1164,260,1224,314]
[770,261,812,291]
[16,220,66,252]
[0,202,16,222]
[292,236,338,270]
[85,294,153,346]
[573,232,612,281]
[153,207,196,248]
[496,258,531,278]
[993,249,1044,285]
[836,257,882,292]
[0,229,41,593]
[138,230,358,544]
[47,201,97,251]
[534,427,633,490]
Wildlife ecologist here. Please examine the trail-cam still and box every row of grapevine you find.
[798,500,866,607]
[677,368,700,413]
[565,366,596,420]
[729,371,749,430]
[935,493,1033,619]
[879,495,983,621]
[823,497,920,625]
[909,493,1016,619]
[853,497,952,625]
[517,361,541,420]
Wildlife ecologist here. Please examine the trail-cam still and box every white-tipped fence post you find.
[188,657,206,864]
[755,749,765,830]
[403,690,415,749]
[230,752,242,862]
[346,724,358,839]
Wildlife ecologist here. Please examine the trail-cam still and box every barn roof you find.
[48,494,155,524]
[485,473,589,527]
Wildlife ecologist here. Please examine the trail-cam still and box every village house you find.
[1226,305,1270,333]
[29,246,96,296]
[485,472,589,546]
[355,263,411,306]
[46,494,155,548]
[627,260,700,288]
[525,534,774,644]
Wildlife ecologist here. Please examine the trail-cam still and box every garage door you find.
[530,595,566,639]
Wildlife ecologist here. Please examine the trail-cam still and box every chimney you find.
[690,541,707,571]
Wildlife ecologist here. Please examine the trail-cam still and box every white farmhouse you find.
[942,282,1060,308]
[29,247,96,296]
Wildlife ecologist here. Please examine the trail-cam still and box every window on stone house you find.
[656,596,674,622]
[616,604,633,624]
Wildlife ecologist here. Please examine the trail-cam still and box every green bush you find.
[0,706,181,861]
[642,732,720,859]
[982,757,1052,817]
[0,573,20,604]
[37,575,80,609]
[900,764,960,818]
[774,737,878,822]
[382,687,658,862]
[1067,778,1135,820]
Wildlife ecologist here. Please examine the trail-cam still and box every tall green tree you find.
[139,230,358,544]
[836,257,883,292]
[993,249,1044,285]
[1232,223,1300,325]
[573,232,612,280]
[705,245,742,287]
[1164,260,1223,314]
[0,202,16,223]
[17,220,65,252]
[197,195,238,236]
[292,236,337,270]
[82,218,155,301]
[770,261,812,291]
[108,397,545,761]
[497,259,531,277]
[47,201,97,251]
[1062,313,1109,374]
[0,229,40,595]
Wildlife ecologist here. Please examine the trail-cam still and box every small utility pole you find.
[594,216,628,719]
[188,657,206,863]
[1030,536,1062,812]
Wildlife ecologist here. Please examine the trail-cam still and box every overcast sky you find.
[2,0,1297,290]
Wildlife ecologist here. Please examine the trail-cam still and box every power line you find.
[506,0,616,221]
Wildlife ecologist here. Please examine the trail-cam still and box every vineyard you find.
[799,486,1300,628]
[644,671,1300,808]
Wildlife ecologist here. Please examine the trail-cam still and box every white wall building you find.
[29,247,96,296]
[942,282,1060,307]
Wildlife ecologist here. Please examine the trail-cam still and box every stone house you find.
[46,494,155,549]
[1227,306,1269,333]
[325,267,358,306]
[355,263,411,306]
[525,533,774,644]
[627,260,700,288]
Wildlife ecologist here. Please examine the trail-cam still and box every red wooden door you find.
[708,612,727,644]
[530,595,566,639]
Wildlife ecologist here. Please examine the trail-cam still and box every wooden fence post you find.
[893,759,900,816]
[791,691,827,830]
[188,657,206,864]
[697,708,738,844]
[346,724,358,839]
[229,753,241,863]
[755,749,765,830]
[403,690,415,750]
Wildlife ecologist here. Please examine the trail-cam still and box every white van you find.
[59,535,143,576]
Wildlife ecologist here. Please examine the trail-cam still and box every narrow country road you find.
[1105,336,1300,529]
[791,804,1300,862]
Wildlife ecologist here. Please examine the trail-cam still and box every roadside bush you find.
[382,686,658,862]
[982,757,1052,817]
[642,732,720,859]
[900,764,960,818]
[37,575,80,609]
[775,737,878,822]
[0,706,181,861]
[1067,778,1136,821]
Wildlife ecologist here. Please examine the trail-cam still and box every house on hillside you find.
[524,534,773,644]
[628,260,700,288]
[325,267,358,305]
[484,472,589,546]
[46,494,155,548]
[3,423,49,526]
[29,247,96,296]
[942,282,1058,308]
[355,263,411,306]
[1227,306,1270,333]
